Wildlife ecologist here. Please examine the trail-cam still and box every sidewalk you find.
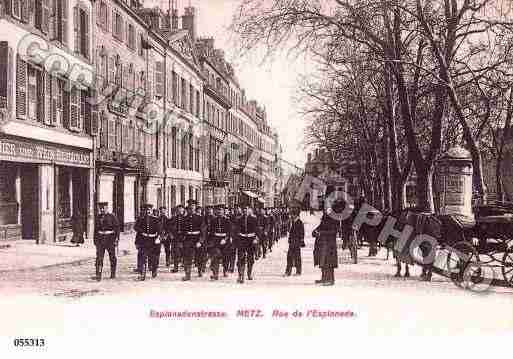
[0,233,135,273]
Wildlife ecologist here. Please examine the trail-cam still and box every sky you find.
[147,0,309,167]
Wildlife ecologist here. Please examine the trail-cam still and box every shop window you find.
[58,170,71,219]
[0,163,17,226]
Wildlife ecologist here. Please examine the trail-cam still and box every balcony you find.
[203,83,233,110]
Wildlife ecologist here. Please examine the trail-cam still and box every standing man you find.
[207,204,231,280]
[134,204,160,281]
[266,208,276,252]
[182,199,204,281]
[255,206,268,259]
[236,206,258,284]
[169,204,186,273]
[228,206,242,273]
[157,206,171,268]
[284,207,305,276]
[133,206,146,274]
[94,202,120,281]
[312,200,344,286]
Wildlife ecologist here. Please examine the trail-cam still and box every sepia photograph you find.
[0,0,512,357]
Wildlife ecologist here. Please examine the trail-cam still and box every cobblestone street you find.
[1,213,512,338]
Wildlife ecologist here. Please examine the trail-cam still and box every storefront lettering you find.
[0,139,90,166]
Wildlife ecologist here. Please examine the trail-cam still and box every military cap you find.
[98,201,109,207]
[159,206,167,210]
[142,203,154,209]
[187,199,198,206]
[215,204,225,209]
[176,203,184,209]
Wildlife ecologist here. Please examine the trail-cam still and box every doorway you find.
[20,165,39,240]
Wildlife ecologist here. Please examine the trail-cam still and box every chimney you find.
[182,6,197,42]
[171,8,179,29]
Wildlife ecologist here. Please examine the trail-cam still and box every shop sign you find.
[0,137,90,166]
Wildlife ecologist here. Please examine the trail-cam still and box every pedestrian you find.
[312,200,345,286]
[284,207,305,276]
[134,204,160,281]
[71,208,85,247]
[93,202,120,281]
[182,200,204,281]
[133,207,146,274]
[266,207,275,253]
[236,206,258,284]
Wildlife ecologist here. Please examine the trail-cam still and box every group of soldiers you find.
[93,199,297,284]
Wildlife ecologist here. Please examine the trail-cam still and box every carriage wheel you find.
[501,247,513,287]
[446,241,480,289]
[350,230,358,264]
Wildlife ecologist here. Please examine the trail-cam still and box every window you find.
[189,186,193,203]
[189,83,194,113]
[189,134,193,171]
[195,90,200,118]
[138,33,144,57]
[27,65,39,121]
[74,6,90,59]
[195,147,200,172]
[181,78,187,110]
[113,11,124,42]
[108,117,116,149]
[155,61,164,98]
[171,186,176,207]
[172,127,177,168]
[35,0,50,34]
[98,1,108,30]
[180,185,185,205]
[100,112,108,148]
[181,133,186,169]
[127,23,135,50]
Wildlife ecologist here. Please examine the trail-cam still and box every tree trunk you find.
[415,165,435,212]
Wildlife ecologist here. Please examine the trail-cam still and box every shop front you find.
[96,149,146,232]
[0,135,93,243]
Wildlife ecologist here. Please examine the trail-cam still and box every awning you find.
[257,197,265,204]
[241,190,258,199]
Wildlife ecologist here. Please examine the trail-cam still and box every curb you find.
[0,249,131,274]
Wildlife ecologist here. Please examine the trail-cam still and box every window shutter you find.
[73,6,79,53]
[53,78,62,125]
[69,87,79,129]
[62,84,69,128]
[91,106,99,136]
[155,61,163,98]
[106,4,110,32]
[83,11,89,59]
[111,9,115,38]
[15,55,27,119]
[108,55,114,84]
[36,70,44,122]
[84,89,91,134]
[21,0,29,22]
[44,72,51,124]
[41,0,49,33]
[59,0,68,46]
[0,42,12,112]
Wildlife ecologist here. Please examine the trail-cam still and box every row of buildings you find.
[0,0,299,243]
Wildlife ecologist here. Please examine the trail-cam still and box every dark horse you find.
[357,207,442,279]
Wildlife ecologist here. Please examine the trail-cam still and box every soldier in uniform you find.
[93,202,120,281]
[134,204,161,281]
[284,206,305,276]
[227,206,242,273]
[207,204,231,280]
[255,206,269,259]
[312,200,345,286]
[236,206,258,284]
[133,206,146,274]
[169,204,186,273]
[157,206,171,268]
[182,200,204,281]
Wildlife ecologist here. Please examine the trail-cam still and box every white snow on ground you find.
[0,213,512,358]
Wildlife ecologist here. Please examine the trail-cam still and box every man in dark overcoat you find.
[284,207,305,276]
[94,202,120,281]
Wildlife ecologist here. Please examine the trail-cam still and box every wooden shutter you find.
[62,84,69,128]
[0,42,13,112]
[36,70,44,122]
[41,0,49,33]
[69,87,79,129]
[53,78,62,125]
[91,105,99,136]
[44,72,51,124]
[73,6,79,53]
[15,55,27,119]
[83,10,89,59]
[155,61,163,98]
[84,89,91,134]
[21,0,29,22]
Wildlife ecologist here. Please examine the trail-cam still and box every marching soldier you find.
[93,202,120,282]
[255,206,268,259]
[157,206,171,268]
[266,207,275,252]
[134,204,161,281]
[207,204,232,280]
[182,200,204,281]
[236,206,258,284]
[133,206,146,274]
[228,206,242,273]
[169,204,186,273]
[284,206,305,276]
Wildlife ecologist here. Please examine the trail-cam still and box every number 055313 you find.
[13,338,46,347]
